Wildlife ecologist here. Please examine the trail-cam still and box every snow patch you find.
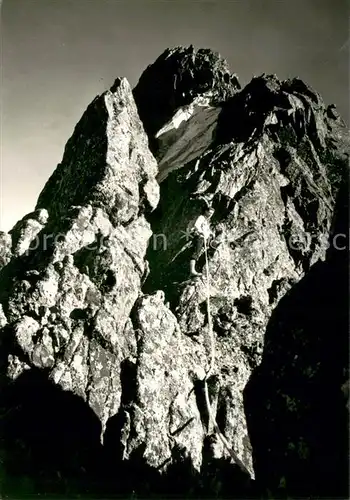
[156,95,221,183]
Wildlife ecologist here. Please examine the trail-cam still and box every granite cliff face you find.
[0,46,348,499]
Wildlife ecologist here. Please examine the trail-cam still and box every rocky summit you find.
[0,46,348,499]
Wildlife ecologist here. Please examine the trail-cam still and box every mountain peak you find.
[133,45,240,143]
[0,46,348,500]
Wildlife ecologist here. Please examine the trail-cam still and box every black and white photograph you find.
[0,0,349,498]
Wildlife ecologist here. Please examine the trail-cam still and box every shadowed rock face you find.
[133,45,241,153]
[1,368,105,498]
[0,47,348,498]
[245,180,349,499]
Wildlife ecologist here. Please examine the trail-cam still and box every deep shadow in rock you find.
[104,406,201,499]
[244,181,349,499]
[198,436,258,499]
[0,368,105,498]
[0,360,259,499]
[103,410,258,499]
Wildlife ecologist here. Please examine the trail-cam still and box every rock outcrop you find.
[245,179,349,499]
[133,46,241,155]
[0,46,348,499]
[141,62,349,498]
[0,77,159,496]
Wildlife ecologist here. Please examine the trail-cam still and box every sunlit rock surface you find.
[0,46,348,499]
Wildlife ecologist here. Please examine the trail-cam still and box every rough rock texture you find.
[245,179,349,499]
[142,69,349,498]
[0,77,159,496]
[0,47,348,499]
[0,232,12,270]
[133,46,241,154]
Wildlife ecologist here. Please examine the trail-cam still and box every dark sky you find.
[1,0,349,231]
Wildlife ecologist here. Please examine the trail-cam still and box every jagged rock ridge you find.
[0,46,348,498]
[133,46,240,155]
